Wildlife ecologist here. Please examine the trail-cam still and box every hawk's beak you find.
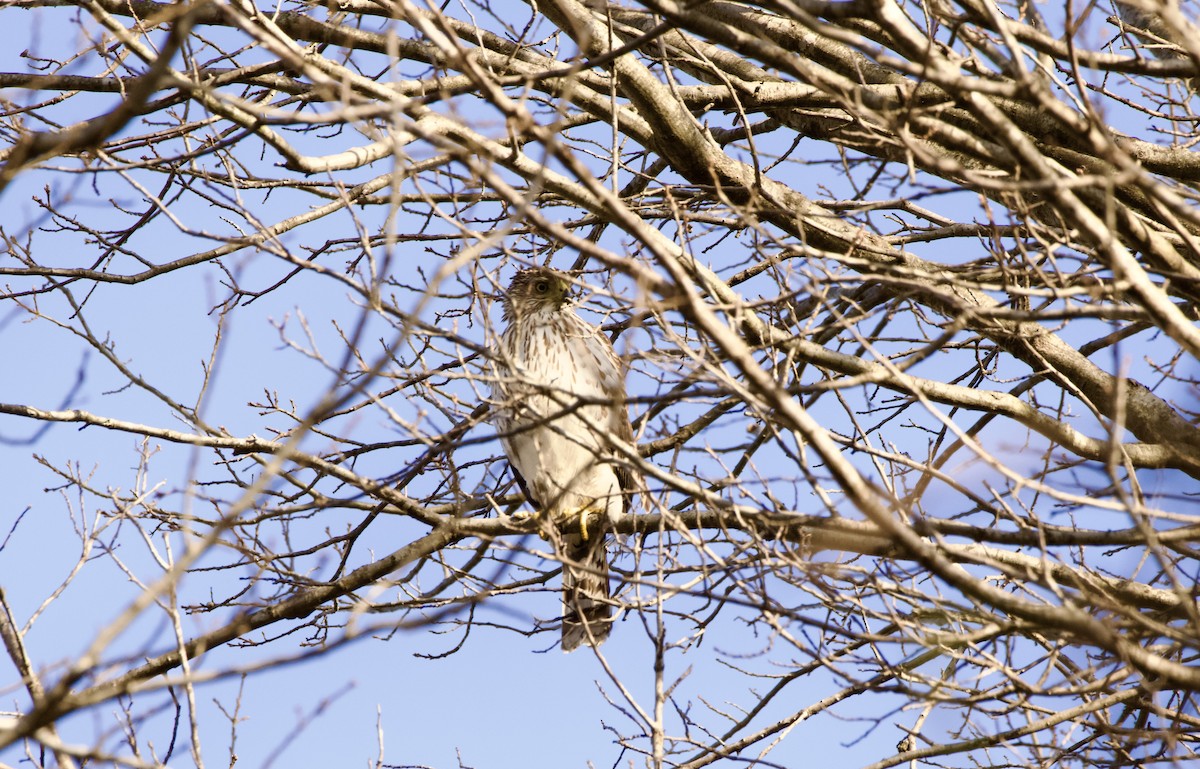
[559,279,578,304]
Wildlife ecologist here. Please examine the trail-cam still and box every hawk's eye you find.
[534,280,550,293]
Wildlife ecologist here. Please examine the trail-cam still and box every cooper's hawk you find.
[490,267,637,651]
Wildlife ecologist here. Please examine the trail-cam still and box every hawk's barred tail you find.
[561,532,613,652]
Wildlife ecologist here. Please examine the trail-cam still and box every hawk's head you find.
[503,267,573,321]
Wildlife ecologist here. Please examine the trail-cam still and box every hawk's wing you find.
[506,449,538,509]
[494,407,541,510]
[597,332,639,514]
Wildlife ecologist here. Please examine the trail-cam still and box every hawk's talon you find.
[579,510,590,542]
[507,509,544,537]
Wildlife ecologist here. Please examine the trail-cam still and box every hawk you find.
[490,267,637,651]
